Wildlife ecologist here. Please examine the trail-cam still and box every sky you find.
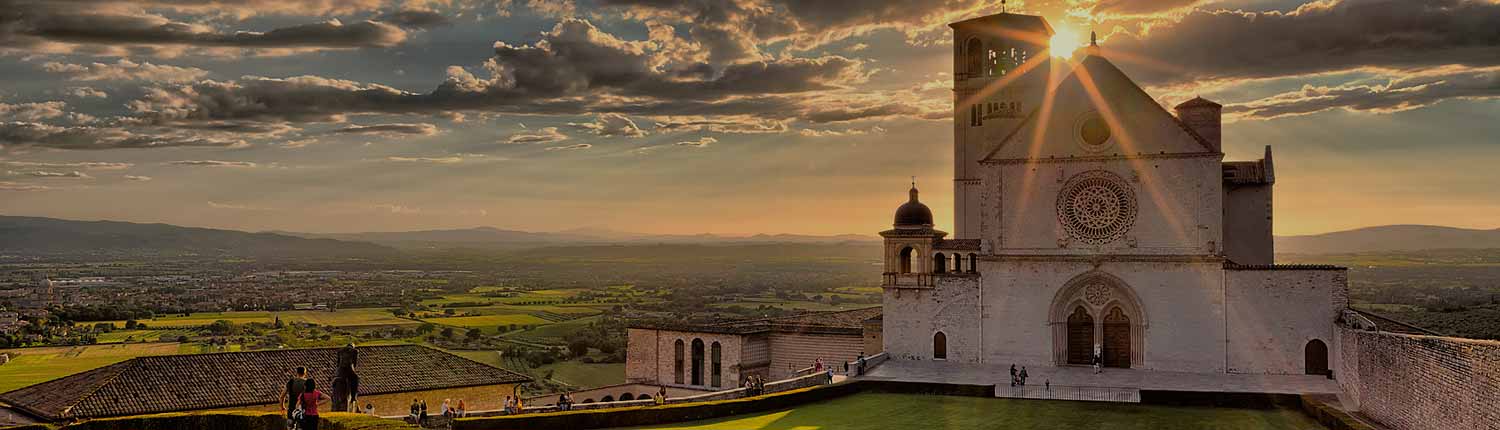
[1,0,1497,236]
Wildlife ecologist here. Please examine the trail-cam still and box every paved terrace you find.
[863,360,1341,396]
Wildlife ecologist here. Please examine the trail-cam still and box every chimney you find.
[1174,97,1222,152]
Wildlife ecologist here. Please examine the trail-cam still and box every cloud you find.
[66,87,109,98]
[1,2,408,54]
[1089,0,1205,16]
[544,143,591,151]
[330,123,440,136]
[124,175,151,181]
[43,60,210,83]
[674,136,716,147]
[567,113,646,137]
[653,116,788,134]
[0,181,52,191]
[369,203,421,214]
[0,160,131,169]
[386,156,463,163]
[0,122,249,150]
[0,102,69,121]
[377,9,453,30]
[167,160,257,167]
[798,125,886,137]
[1225,66,1500,121]
[1105,0,1500,86]
[43,0,389,18]
[208,200,273,210]
[11,170,90,178]
[503,126,569,144]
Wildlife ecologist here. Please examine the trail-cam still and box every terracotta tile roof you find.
[0,344,529,421]
[629,307,884,335]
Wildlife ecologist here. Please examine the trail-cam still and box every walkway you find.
[862,360,1341,395]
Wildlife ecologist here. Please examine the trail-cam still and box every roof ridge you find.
[419,345,531,381]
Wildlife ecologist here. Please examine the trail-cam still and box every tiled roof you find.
[0,344,529,421]
[935,239,981,251]
[1223,263,1346,270]
[629,307,884,335]
[1223,161,1272,185]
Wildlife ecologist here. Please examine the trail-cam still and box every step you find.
[994,384,1141,403]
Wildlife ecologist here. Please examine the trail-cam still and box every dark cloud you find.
[377,9,454,30]
[0,1,407,53]
[1106,0,1500,85]
[1226,66,1500,120]
[44,60,210,83]
[1091,0,1203,15]
[0,122,248,150]
[330,123,440,136]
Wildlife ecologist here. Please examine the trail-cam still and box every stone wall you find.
[883,275,982,363]
[767,332,866,380]
[208,383,516,418]
[1337,327,1500,430]
[1224,267,1347,374]
[1221,183,1272,265]
[624,328,744,389]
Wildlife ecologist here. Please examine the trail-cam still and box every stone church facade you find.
[881,12,1349,375]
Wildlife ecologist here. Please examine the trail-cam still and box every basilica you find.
[879,13,1349,375]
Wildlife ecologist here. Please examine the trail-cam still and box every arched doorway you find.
[1305,339,1329,376]
[899,247,914,273]
[967,253,978,273]
[690,339,705,386]
[933,253,947,273]
[1066,306,1093,365]
[933,332,947,360]
[1102,307,1131,368]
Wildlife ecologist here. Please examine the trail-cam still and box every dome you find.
[894,186,934,227]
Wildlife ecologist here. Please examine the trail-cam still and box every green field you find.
[95,328,196,343]
[423,314,551,333]
[537,360,625,388]
[97,308,418,329]
[613,393,1323,430]
[0,343,184,392]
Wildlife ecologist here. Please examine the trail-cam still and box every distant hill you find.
[1277,225,1500,254]
[278,227,876,249]
[0,216,394,258]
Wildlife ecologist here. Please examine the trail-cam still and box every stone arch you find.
[601,395,614,402]
[673,339,684,384]
[639,393,651,400]
[952,253,962,272]
[933,253,947,273]
[1305,339,1329,376]
[898,247,914,273]
[690,338,705,386]
[620,393,634,401]
[967,253,978,273]
[1049,271,1147,367]
[965,37,983,76]
[710,341,722,388]
[933,331,947,360]
[582,398,594,404]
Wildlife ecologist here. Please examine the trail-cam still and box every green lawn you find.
[96,308,418,329]
[613,393,1324,430]
[537,360,625,388]
[0,343,184,392]
[422,314,551,333]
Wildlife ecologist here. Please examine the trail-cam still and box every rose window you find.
[1057,170,1137,245]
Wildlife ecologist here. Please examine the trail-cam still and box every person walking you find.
[856,354,866,376]
[279,367,308,428]
[1019,367,1029,386]
[1009,364,1017,387]
[297,379,330,430]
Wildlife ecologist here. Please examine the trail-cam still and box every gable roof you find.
[0,344,529,421]
[980,54,1218,163]
[629,307,883,336]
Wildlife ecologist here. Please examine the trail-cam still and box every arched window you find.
[899,246,914,273]
[691,338,706,386]
[710,341,723,388]
[933,253,947,274]
[933,332,947,360]
[601,395,614,402]
[953,253,963,273]
[968,253,978,273]
[620,393,634,401]
[965,38,983,77]
[1306,339,1329,376]
[673,339,685,384]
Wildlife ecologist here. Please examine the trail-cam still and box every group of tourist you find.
[1009,364,1029,386]
[280,367,330,430]
[408,399,427,422]
[503,395,524,414]
[556,392,574,411]
[439,398,468,417]
[742,374,767,396]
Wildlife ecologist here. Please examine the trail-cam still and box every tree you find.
[124,319,139,330]
[567,339,590,358]
[466,328,482,340]
[207,320,236,335]
[440,327,455,339]
[416,323,436,335]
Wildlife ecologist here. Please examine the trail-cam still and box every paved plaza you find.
[862,360,1341,396]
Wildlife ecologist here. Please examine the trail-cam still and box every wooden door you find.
[1066,307,1094,365]
[1305,340,1329,375]
[1102,307,1131,368]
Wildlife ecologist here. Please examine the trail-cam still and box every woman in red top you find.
[298,379,331,430]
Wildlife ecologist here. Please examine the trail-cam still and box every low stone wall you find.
[1337,327,1500,430]
[0,411,418,430]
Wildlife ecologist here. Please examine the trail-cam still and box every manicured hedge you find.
[1139,390,1300,409]
[1297,395,1377,430]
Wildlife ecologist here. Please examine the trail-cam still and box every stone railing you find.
[842,352,888,377]
[482,371,838,417]
[882,273,934,288]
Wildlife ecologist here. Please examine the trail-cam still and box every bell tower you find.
[949,13,1055,239]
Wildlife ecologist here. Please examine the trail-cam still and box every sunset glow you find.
[1051,26,1083,57]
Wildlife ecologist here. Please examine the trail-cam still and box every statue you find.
[330,343,361,412]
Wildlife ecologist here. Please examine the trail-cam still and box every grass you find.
[513,315,603,340]
[95,328,196,343]
[422,314,551,333]
[538,360,625,388]
[95,308,420,329]
[611,393,1324,430]
[0,343,183,392]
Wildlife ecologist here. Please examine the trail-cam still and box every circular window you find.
[1057,170,1137,245]
[1078,113,1112,152]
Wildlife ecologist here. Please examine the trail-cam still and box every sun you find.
[1050,26,1083,57]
